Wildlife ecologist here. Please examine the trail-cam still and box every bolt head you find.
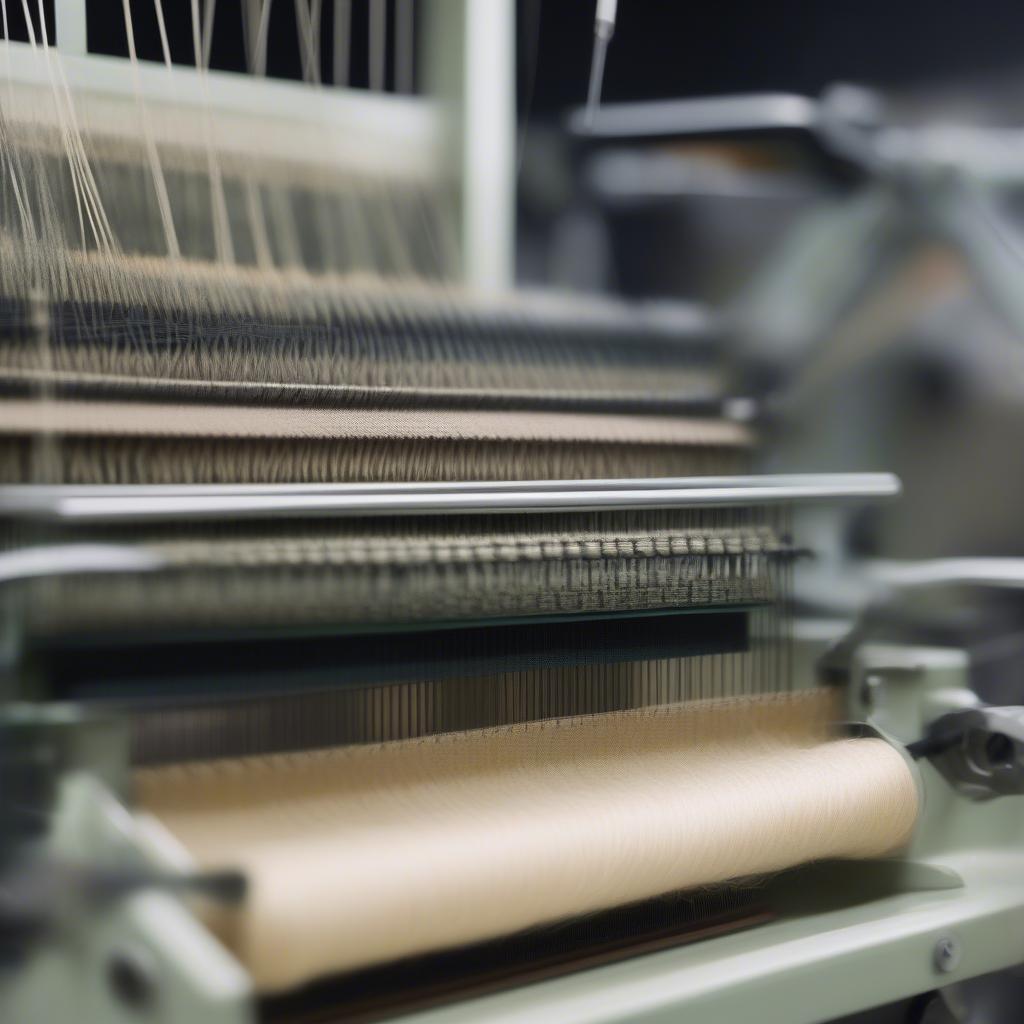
[933,935,962,973]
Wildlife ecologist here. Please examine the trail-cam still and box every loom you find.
[3,5,1024,1024]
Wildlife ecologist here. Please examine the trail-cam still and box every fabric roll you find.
[136,690,919,992]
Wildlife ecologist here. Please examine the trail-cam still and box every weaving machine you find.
[3,4,1024,1023]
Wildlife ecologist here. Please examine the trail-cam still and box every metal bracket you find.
[913,706,1024,801]
[0,774,252,1024]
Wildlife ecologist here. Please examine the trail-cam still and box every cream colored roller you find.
[136,689,919,993]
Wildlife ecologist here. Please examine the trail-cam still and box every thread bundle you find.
[0,12,730,490]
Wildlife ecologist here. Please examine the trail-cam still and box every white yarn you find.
[122,0,180,259]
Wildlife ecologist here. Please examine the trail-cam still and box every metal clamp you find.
[911,706,1024,800]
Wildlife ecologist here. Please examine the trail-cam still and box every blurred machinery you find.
[5,4,1024,1024]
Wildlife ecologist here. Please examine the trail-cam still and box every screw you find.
[933,935,961,973]
[108,948,157,1012]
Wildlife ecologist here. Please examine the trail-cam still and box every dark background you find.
[7,1,1024,111]
[521,0,1024,112]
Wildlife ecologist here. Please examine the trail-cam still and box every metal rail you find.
[0,545,165,584]
[0,473,900,523]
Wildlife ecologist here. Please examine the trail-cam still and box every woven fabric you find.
[22,516,780,631]
[0,399,750,444]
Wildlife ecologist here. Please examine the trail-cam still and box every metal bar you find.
[0,473,900,499]
[424,0,515,289]
[0,474,900,523]
[0,545,165,584]
[463,0,515,289]
[569,93,818,141]
[54,0,88,56]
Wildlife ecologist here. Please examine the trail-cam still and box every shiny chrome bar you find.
[0,473,900,523]
[0,545,165,585]
[0,473,895,497]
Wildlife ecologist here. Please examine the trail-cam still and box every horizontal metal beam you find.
[0,474,900,524]
[0,40,444,182]
[569,93,818,141]
[0,544,165,584]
